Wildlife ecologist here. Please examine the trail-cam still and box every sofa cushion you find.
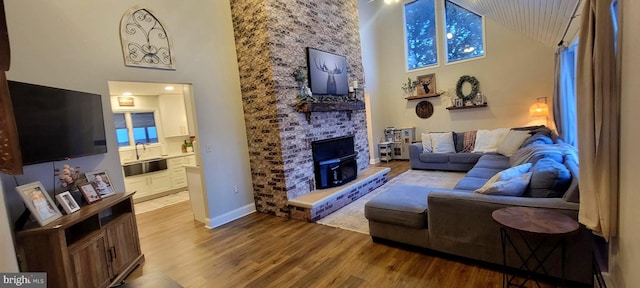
[475,172,532,196]
[364,184,431,229]
[431,132,456,153]
[473,154,511,169]
[453,176,489,191]
[419,153,450,163]
[473,128,510,153]
[454,132,464,152]
[449,153,483,164]
[474,163,532,192]
[466,167,504,179]
[421,133,433,153]
[525,158,571,198]
[497,130,531,157]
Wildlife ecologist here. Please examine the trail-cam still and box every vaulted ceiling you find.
[451,0,583,48]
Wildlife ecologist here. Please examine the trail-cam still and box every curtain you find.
[576,0,619,240]
[0,0,22,175]
[553,45,578,147]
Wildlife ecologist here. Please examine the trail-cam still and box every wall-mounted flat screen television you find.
[306,47,349,96]
[8,81,108,165]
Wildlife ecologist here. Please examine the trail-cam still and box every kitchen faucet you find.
[135,142,146,160]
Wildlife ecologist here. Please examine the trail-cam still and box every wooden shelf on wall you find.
[446,103,488,110]
[295,101,366,123]
[404,93,441,100]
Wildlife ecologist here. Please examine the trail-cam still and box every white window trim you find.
[113,108,162,150]
[443,0,487,65]
[403,0,441,72]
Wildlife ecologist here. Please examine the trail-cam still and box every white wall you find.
[612,0,640,286]
[1,1,253,230]
[0,178,19,272]
[359,0,555,156]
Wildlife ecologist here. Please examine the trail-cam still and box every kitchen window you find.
[114,111,159,147]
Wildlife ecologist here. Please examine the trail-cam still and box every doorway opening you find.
[108,81,206,219]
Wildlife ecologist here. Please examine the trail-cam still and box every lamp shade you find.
[529,102,549,117]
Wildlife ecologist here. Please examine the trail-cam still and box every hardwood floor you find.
[127,161,554,288]
[374,160,411,180]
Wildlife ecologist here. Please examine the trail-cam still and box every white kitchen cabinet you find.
[167,156,188,189]
[124,171,171,200]
[159,94,189,137]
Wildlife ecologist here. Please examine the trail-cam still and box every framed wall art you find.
[416,73,436,96]
[16,181,62,226]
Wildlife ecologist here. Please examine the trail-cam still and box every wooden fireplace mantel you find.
[295,101,366,123]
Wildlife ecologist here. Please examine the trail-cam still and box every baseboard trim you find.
[205,203,256,229]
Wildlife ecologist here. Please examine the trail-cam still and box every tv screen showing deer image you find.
[307,47,349,96]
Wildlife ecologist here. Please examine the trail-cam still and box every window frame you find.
[403,0,441,72]
[113,108,161,150]
[443,0,487,66]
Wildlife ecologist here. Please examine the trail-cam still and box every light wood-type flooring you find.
[127,161,555,287]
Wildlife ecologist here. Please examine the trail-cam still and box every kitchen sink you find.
[122,158,168,177]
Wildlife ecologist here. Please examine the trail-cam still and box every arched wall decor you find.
[120,7,175,70]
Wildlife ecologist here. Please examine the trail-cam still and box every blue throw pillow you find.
[525,158,571,198]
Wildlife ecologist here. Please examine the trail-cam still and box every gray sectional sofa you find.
[365,129,593,285]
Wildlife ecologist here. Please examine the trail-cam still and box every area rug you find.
[316,169,466,234]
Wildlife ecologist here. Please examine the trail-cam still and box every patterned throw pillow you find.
[461,131,477,152]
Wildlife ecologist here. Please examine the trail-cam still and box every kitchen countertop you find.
[121,152,195,165]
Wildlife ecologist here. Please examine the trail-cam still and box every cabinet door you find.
[69,231,111,288]
[159,94,189,137]
[124,176,150,199]
[106,214,141,276]
[149,173,171,193]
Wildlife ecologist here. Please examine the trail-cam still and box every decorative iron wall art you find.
[120,7,175,70]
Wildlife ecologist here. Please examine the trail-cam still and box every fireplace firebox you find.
[312,135,358,189]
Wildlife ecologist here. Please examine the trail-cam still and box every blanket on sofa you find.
[510,142,578,167]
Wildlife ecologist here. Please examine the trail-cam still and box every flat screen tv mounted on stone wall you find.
[306,47,349,96]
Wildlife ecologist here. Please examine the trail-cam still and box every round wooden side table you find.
[492,206,579,288]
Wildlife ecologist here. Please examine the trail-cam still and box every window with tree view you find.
[444,0,485,63]
[404,0,438,70]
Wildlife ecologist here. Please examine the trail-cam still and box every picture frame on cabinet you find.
[79,182,101,204]
[16,181,63,226]
[85,170,115,198]
[55,191,81,214]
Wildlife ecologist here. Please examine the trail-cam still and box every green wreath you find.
[455,75,480,101]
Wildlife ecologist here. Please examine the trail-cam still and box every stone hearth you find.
[289,167,390,222]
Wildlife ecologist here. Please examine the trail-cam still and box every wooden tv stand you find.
[15,191,144,288]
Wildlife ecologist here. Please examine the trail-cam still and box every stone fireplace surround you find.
[229,0,375,219]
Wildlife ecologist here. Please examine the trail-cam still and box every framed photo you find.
[55,191,80,214]
[85,170,115,198]
[455,98,464,107]
[416,73,436,96]
[16,181,62,226]
[79,182,101,204]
